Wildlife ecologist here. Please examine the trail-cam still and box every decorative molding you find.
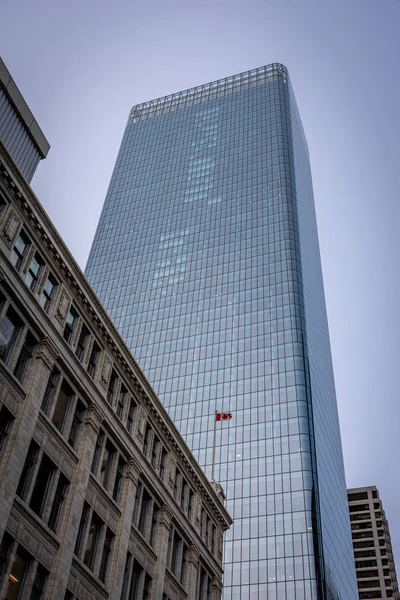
[195,495,202,527]
[188,543,200,565]
[1,209,20,247]
[137,406,147,442]
[35,338,59,371]
[22,245,35,274]
[125,456,141,484]
[37,265,50,297]
[168,455,177,489]
[158,504,174,527]
[85,403,104,433]
[100,353,112,389]
[55,288,71,324]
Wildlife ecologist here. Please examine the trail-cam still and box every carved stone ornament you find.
[100,353,113,389]
[195,495,202,526]
[125,457,141,484]
[137,407,147,442]
[22,246,35,274]
[55,288,71,324]
[1,210,21,248]
[37,266,50,297]
[85,403,104,432]
[35,338,59,371]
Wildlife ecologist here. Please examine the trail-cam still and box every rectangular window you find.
[180,479,187,510]
[120,552,132,600]
[132,482,142,526]
[112,457,125,502]
[159,447,167,481]
[99,528,114,583]
[29,453,56,517]
[129,561,143,599]
[150,504,159,547]
[30,564,48,600]
[41,368,60,414]
[0,405,14,453]
[143,423,151,457]
[138,489,152,536]
[107,370,118,405]
[151,436,160,469]
[17,440,39,499]
[14,331,37,383]
[11,230,29,271]
[0,194,6,214]
[101,440,116,489]
[126,398,136,433]
[180,544,188,585]
[68,400,85,449]
[4,546,31,600]
[87,341,101,377]
[48,474,69,532]
[171,532,181,575]
[117,385,127,419]
[188,489,194,521]
[174,469,181,500]
[75,324,90,362]
[0,531,12,577]
[91,431,104,475]
[63,306,78,344]
[52,380,74,432]
[74,502,89,556]
[84,512,103,570]
[143,574,152,600]
[25,254,44,291]
[211,525,216,554]
[0,307,22,363]
[39,274,57,312]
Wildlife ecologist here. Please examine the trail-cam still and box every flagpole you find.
[211,410,217,481]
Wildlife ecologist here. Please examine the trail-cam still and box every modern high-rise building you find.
[348,486,399,600]
[86,63,358,599]
[0,57,49,182]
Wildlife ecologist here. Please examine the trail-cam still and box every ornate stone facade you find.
[0,140,231,600]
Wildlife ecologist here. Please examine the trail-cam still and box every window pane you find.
[0,308,21,363]
[52,381,73,431]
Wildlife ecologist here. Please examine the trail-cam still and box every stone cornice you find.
[0,142,232,531]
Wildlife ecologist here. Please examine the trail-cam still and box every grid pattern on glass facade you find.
[86,64,358,599]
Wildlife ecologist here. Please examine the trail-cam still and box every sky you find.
[1,0,400,568]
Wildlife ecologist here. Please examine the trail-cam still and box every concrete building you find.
[0,57,49,182]
[348,486,399,600]
[0,136,231,600]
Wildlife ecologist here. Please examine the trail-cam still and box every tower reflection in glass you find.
[86,64,358,600]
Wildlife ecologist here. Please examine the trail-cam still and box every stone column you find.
[0,338,58,542]
[212,575,223,600]
[150,505,173,600]
[187,544,201,599]
[44,402,104,599]
[109,456,141,599]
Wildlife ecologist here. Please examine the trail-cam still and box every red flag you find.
[216,412,232,421]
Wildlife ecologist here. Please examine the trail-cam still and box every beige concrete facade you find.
[0,138,232,600]
[348,486,399,600]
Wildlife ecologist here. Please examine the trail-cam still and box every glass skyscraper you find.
[86,64,357,600]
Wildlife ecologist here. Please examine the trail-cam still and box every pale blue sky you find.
[1,0,400,564]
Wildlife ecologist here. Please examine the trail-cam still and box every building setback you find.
[85,64,358,599]
[348,486,399,600]
[0,138,231,600]
[0,57,49,182]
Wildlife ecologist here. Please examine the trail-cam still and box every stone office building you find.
[0,138,232,600]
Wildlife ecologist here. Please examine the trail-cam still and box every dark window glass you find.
[138,489,151,536]
[121,552,132,600]
[29,453,56,517]
[180,544,188,585]
[17,441,39,499]
[4,547,31,600]
[68,400,85,449]
[30,565,48,600]
[0,194,6,214]
[171,532,181,575]
[84,512,103,570]
[143,423,151,456]
[151,436,160,468]
[159,447,167,481]
[0,307,22,363]
[75,324,90,362]
[188,489,194,521]
[113,458,125,502]
[126,399,136,433]
[48,474,69,532]
[211,525,216,554]
[63,307,78,344]
[39,275,57,312]
[107,370,118,405]
[25,254,44,291]
[14,331,37,382]
[150,504,159,547]
[52,381,73,432]
[117,385,127,419]
[74,502,89,556]
[180,479,187,510]
[10,231,29,271]
[41,368,59,414]
[0,531,13,577]
[99,528,114,583]
[132,482,142,526]
[143,574,152,600]
[101,440,116,489]
[129,561,142,600]
[87,341,101,377]
[91,431,104,475]
[173,469,181,500]
[0,406,14,453]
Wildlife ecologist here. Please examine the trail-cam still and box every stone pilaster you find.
[187,544,201,599]
[150,505,173,600]
[44,402,104,599]
[109,456,141,599]
[0,337,58,542]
